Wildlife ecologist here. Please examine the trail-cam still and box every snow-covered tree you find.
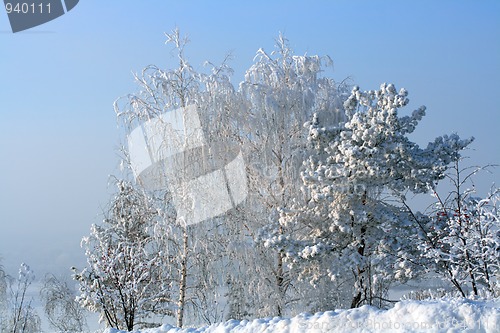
[114,28,243,327]
[0,261,7,329]
[414,162,500,298]
[74,180,173,331]
[274,84,473,308]
[1,263,41,333]
[40,274,87,332]
[238,34,348,316]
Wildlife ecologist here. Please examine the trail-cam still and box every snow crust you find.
[103,298,499,333]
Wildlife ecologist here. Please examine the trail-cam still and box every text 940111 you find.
[5,2,51,14]
[3,0,79,33]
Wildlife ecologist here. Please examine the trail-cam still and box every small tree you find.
[0,261,7,329]
[74,180,173,331]
[40,274,87,332]
[415,162,500,297]
[1,263,41,333]
[275,84,473,308]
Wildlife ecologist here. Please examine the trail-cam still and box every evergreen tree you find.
[272,84,472,308]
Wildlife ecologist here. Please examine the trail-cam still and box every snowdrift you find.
[105,298,499,333]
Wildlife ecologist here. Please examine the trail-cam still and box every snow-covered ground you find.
[101,298,499,333]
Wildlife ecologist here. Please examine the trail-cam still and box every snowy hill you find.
[104,298,499,333]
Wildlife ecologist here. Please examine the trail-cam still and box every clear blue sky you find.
[1,0,499,277]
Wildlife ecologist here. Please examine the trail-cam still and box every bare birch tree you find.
[40,274,87,332]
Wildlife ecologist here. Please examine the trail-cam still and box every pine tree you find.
[274,84,473,308]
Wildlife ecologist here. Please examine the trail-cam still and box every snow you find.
[102,298,499,333]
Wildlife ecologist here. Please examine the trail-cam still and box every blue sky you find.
[0,0,499,277]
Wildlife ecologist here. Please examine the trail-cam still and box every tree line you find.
[2,31,497,332]
[74,31,499,331]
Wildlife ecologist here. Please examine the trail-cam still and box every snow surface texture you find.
[104,298,499,333]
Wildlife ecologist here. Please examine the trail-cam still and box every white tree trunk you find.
[176,228,188,327]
